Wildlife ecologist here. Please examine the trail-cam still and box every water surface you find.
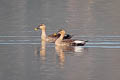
[0,0,120,80]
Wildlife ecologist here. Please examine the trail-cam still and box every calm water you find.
[0,0,120,80]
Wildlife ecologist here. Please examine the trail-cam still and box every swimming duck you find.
[55,29,88,46]
[34,24,73,42]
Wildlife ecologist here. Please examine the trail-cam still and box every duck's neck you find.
[55,33,64,45]
[59,33,64,40]
[41,29,47,40]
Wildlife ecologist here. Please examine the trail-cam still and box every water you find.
[0,0,120,80]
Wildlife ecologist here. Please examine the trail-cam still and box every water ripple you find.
[0,36,120,48]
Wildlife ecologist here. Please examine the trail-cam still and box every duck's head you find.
[58,29,66,35]
[51,29,64,36]
[34,24,46,31]
[57,29,64,33]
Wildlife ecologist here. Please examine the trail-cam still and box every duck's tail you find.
[85,40,88,42]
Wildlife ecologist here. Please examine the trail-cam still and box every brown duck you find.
[55,29,88,46]
[34,24,73,42]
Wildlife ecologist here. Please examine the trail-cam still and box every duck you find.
[55,29,88,46]
[34,24,73,42]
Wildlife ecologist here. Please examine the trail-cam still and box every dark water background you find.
[0,0,120,80]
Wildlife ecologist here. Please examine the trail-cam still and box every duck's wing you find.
[62,39,75,43]
[48,33,60,38]
[62,39,87,46]
[46,36,58,43]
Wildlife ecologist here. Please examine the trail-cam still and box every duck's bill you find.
[53,33,57,36]
[34,28,38,31]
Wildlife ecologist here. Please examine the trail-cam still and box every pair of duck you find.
[34,24,88,46]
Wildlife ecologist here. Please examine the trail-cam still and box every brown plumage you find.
[55,29,88,46]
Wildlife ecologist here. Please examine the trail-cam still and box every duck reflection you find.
[55,46,86,53]
[55,45,86,68]
[40,40,46,61]
[34,40,46,61]
[55,46,65,68]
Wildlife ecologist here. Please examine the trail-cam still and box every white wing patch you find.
[74,40,84,43]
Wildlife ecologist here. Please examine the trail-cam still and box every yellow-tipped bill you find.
[53,33,57,36]
[34,28,38,31]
